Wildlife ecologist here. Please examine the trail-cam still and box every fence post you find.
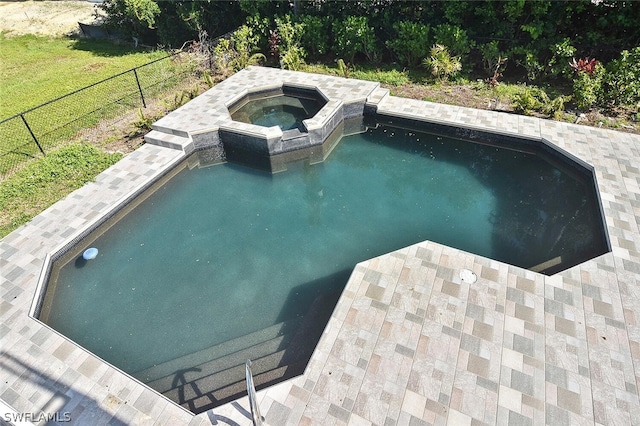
[20,114,46,156]
[133,68,147,108]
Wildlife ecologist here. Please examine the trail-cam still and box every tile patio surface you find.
[2,67,640,425]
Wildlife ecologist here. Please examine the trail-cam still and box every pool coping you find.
[1,67,640,425]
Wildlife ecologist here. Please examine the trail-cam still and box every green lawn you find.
[0,34,168,119]
[0,143,122,238]
[0,34,176,237]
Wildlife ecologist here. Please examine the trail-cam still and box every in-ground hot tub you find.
[220,84,355,172]
[228,85,327,131]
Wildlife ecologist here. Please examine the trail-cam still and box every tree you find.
[100,0,160,43]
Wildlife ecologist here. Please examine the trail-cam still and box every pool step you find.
[365,86,390,112]
[135,319,300,384]
[144,129,191,151]
[148,290,341,414]
[165,347,308,413]
[145,321,307,414]
[145,328,297,394]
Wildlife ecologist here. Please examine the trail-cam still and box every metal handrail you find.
[245,359,263,426]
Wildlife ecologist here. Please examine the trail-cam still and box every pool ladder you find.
[245,359,264,426]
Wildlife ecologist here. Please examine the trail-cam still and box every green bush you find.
[423,44,462,82]
[274,15,307,70]
[332,16,377,64]
[548,38,576,80]
[512,86,569,117]
[512,87,541,114]
[479,41,503,72]
[274,15,303,50]
[100,0,160,42]
[337,59,349,78]
[280,46,307,71]
[605,47,640,107]
[245,15,272,53]
[479,41,508,83]
[298,15,330,57]
[511,46,544,81]
[572,62,605,110]
[213,25,265,75]
[386,21,430,67]
[232,25,263,65]
[433,24,474,58]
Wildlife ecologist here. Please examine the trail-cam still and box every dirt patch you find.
[389,84,504,111]
[0,0,102,37]
[388,81,638,134]
[77,76,216,155]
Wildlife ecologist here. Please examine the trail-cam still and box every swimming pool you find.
[36,117,609,413]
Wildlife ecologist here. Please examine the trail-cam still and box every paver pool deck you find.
[2,67,640,425]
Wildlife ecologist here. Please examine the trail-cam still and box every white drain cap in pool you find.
[459,269,477,283]
[83,247,99,260]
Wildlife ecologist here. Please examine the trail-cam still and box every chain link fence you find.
[0,50,213,181]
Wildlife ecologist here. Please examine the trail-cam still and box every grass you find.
[0,34,168,119]
[307,63,411,86]
[0,143,122,238]
[0,35,198,179]
[0,35,172,238]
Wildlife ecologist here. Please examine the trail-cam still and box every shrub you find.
[480,41,508,85]
[231,25,262,65]
[213,26,265,75]
[280,46,306,71]
[298,15,330,58]
[386,21,430,67]
[245,15,272,53]
[548,38,576,80]
[212,38,234,76]
[433,24,474,58]
[332,16,377,64]
[511,46,544,81]
[274,15,307,70]
[604,47,640,107]
[100,0,160,42]
[480,41,506,71]
[572,61,605,111]
[274,15,303,50]
[337,59,349,78]
[422,44,462,82]
[544,95,571,118]
[512,86,569,118]
[570,57,598,76]
[512,87,541,114]
[268,30,280,59]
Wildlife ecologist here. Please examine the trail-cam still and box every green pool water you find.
[40,122,608,404]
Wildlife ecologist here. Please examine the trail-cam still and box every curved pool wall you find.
[8,67,639,424]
